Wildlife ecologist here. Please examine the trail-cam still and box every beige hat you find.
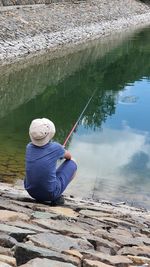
[29,118,56,146]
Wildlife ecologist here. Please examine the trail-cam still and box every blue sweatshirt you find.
[24,141,65,201]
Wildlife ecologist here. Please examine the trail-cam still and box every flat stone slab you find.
[0,246,13,256]
[33,218,88,235]
[14,243,80,266]
[94,217,136,228]
[63,249,83,260]
[0,255,16,266]
[27,232,93,252]
[79,209,113,218]
[81,250,132,266]
[34,206,79,219]
[0,234,18,247]
[109,227,133,238]
[96,230,147,247]
[0,197,32,215]
[19,257,76,267]
[118,245,150,258]
[8,221,49,233]
[0,262,14,267]
[127,255,150,265]
[83,259,113,267]
[30,211,58,220]
[0,210,29,221]
[141,228,150,237]
[0,223,36,242]
[83,233,120,255]
[48,207,79,218]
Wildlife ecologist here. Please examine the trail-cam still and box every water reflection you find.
[67,125,150,207]
[67,76,150,209]
[0,27,150,208]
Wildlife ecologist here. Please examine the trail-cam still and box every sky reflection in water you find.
[66,79,150,209]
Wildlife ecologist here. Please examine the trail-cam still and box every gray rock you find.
[0,254,16,267]
[79,209,113,218]
[98,231,145,247]
[0,197,32,215]
[76,217,107,232]
[19,257,76,267]
[95,217,136,229]
[30,211,58,220]
[33,218,88,235]
[109,227,133,238]
[0,209,29,222]
[134,236,150,246]
[83,259,113,267]
[0,246,13,257]
[8,221,49,233]
[33,206,79,219]
[14,243,80,266]
[0,262,14,267]
[27,232,93,252]
[0,224,36,242]
[118,245,150,258]
[84,234,120,255]
[81,250,132,266]
[127,255,150,265]
[141,228,150,237]
[0,234,18,248]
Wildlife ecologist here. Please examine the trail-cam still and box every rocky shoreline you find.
[0,0,150,65]
[0,182,150,267]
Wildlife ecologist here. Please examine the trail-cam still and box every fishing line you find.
[63,88,97,147]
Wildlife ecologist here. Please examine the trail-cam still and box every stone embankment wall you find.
[0,0,150,65]
[0,0,76,6]
[0,182,150,267]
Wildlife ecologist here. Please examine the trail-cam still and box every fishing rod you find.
[63,88,97,147]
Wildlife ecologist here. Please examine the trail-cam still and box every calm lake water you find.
[0,27,150,209]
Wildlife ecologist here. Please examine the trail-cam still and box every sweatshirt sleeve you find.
[55,142,65,159]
